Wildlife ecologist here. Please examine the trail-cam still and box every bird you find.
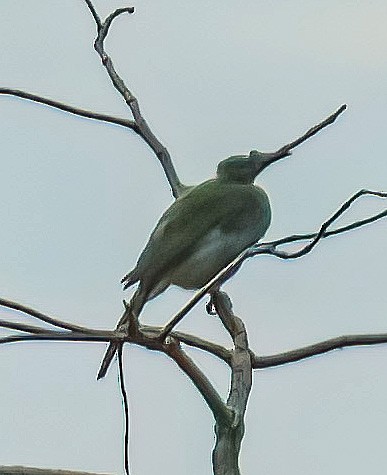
[97,150,273,379]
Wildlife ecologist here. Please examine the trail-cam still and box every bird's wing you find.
[131,180,270,292]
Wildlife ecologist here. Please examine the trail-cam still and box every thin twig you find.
[87,1,186,198]
[84,0,102,30]
[272,104,347,159]
[0,88,136,130]
[0,333,111,345]
[0,319,52,335]
[0,298,91,333]
[258,207,387,249]
[248,104,347,170]
[103,8,135,34]
[251,189,387,259]
[252,333,387,368]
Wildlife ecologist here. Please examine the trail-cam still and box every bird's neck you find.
[216,175,254,185]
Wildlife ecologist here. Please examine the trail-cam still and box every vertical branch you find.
[211,291,253,475]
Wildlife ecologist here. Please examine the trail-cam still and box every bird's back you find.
[124,179,271,295]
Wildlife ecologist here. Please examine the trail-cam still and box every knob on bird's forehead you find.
[217,150,268,172]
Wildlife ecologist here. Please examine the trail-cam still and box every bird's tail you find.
[97,308,130,380]
[97,341,118,380]
[97,285,148,380]
[97,271,138,380]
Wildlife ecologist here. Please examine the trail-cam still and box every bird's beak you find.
[249,150,287,174]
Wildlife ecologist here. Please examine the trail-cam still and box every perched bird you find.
[97,150,273,379]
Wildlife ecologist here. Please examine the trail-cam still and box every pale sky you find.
[1,1,387,474]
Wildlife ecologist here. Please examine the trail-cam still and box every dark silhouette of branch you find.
[3,304,387,370]
[84,0,102,30]
[251,189,387,260]
[0,88,136,130]
[268,104,347,160]
[87,1,187,199]
[0,297,91,333]
[252,333,387,368]
[259,207,387,249]
[164,337,233,424]
[0,301,229,364]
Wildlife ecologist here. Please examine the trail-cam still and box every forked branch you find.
[159,189,387,338]
[0,3,385,475]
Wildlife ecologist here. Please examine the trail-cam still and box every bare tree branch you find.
[259,207,387,249]
[84,0,102,30]
[211,291,253,475]
[0,3,383,475]
[86,1,187,198]
[0,88,136,130]
[252,333,387,368]
[251,189,387,260]
[3,312,387,375]
[143,326,232,363]
[0,319,52,335]
[0,297,91,333]
[270,104,347,160]
[164,337,233,424]
[0,299,232,364]
[0,332,112,345]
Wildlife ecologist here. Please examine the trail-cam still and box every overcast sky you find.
[1,1,387,474]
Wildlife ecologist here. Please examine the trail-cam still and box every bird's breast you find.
[169,227,252,289]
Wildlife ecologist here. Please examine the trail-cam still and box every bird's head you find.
[216,150,277,184]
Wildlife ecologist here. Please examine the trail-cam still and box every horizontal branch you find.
[0,299,231,363]
[3,315,387,375]
[0,331,113,345]
[252,333,387,368]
